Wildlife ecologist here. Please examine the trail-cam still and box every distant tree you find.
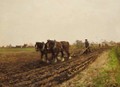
[2,46,5,48]
[117,42,120,47]
[75,40,84,48]
[28,43,34,47]
[6,44,12,48]
[109,41,116,46]
[16,45,22,48]
[22,44,28,48]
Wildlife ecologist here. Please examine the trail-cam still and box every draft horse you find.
[35,42,48,62]
[46,40,70,62]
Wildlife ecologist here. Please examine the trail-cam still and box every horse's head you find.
[35,42,45,51]
[46,40,55,50]
[35,42,39,51]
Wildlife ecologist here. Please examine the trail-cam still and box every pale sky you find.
[0,0,120,46]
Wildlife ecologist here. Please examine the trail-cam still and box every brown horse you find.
[35,42,48,62]
[46,40,70,62]
[60,41,70,59]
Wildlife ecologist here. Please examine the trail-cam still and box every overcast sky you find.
[0,0,120,46]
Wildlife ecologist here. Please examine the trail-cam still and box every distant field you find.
[0,48,40,64]
[0,47,35,53]
[0,46,102,64]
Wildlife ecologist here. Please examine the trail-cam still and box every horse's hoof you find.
[54,59,57,63]
[46,60,50,63]
[57,57,61,60]
[42,58,46,62]
[61,58,65,61]
[69,56,72,59]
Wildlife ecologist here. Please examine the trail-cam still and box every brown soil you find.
[57,51,109,87]
[0,48,108,87]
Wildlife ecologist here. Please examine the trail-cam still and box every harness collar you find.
[42,44,45,51]
[53,41,57,49]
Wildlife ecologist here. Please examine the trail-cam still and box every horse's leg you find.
[45,52,48,63]
[68,51,72,59]
[55,51,59,63]
[61,51,64,58]
[51,51,55,62]
[60,51,64,61]
[57,51,63,60]
[41,52,44,61]
[66,50,71,60]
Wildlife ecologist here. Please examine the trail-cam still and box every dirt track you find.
[1,48,107,87]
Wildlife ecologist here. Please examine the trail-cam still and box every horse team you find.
[35,40,71,63]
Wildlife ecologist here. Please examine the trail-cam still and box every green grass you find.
[108,47,119,69]
[93,47,120,87]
